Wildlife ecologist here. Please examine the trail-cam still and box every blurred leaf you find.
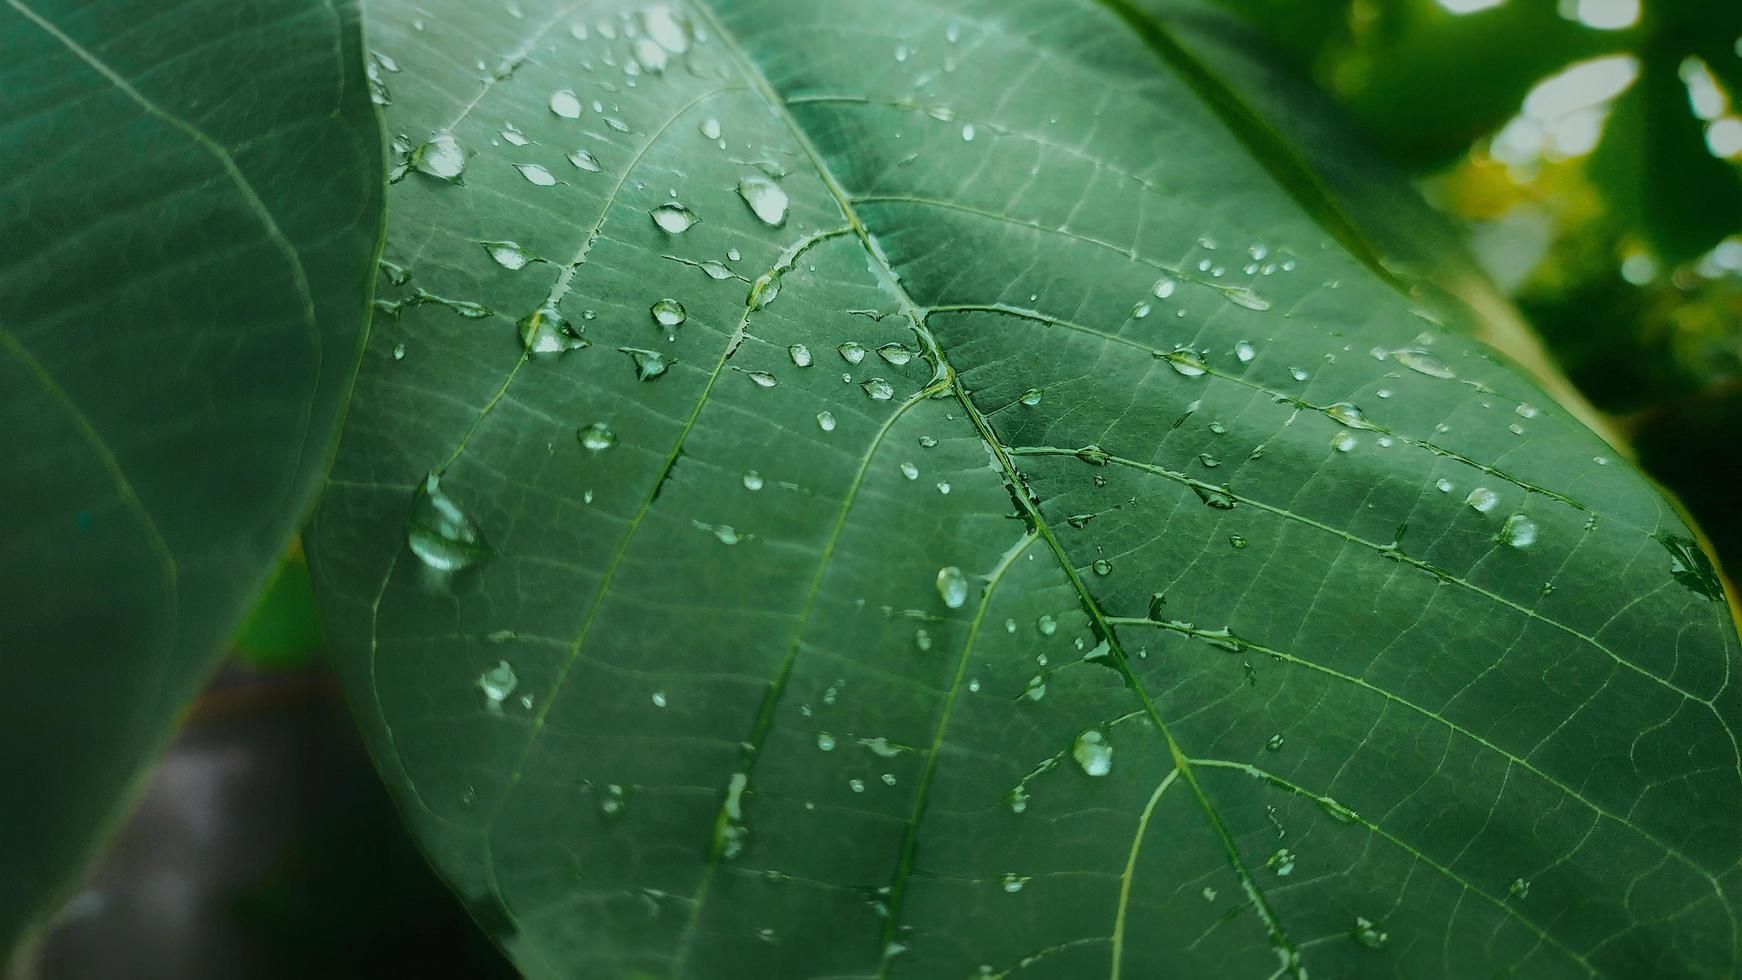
[0,0,382,954]
[233,546,324,672]
[1589,52,1742,265]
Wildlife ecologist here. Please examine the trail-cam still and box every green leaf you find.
[310,1,1742,976]
[0,0,382,951]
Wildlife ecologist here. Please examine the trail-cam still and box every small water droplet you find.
[817,411,837,432]
[737,176,789,226]
[1351,916,1389,950]
[960,123,976,141]
[936,566,969,608]
[651,203,699,233]
[700,117,722,140]
[1165,350,1208,377]
[817,732,836,751]
[862,378,895,400]
[1092,558,1112,576]
[1019,388,1043,406]
[899,461,919,480]
[876,343,913,366]
[1037,614,1057,636]
[1267,847,1296,876]
[1509,877,1530,899]
[788,343,813,367]
[1435,478,1454,493]
[1000,872,1026,893]
[568,148,602,172]
[1071,730,1112,776]
[1266,733,1285,751]
[838,342,867,364]
[849,778,865,793]
[1331,431,1357,453]
[1153,276,1177,299]
[1219,285,1270,311]
[745,370,778,388]
[742,471,764,491]
[1235,340,1256,363]
[651,689,667,708]
[392,343,406,360]
[499,125,529,146]
[578,422,616,451]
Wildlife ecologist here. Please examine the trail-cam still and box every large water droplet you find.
[651,203,699,234]
[1071,730,1112,776]
[412,132,466,180]
[621,347,672,381]
[1235,340,1256,363]
[578,422,616,451]
[518,306,588,354]
[549,89,582,118]
[936,566,969,608]
[515,163,557,186]
[838,342,867,365]
[876,343,913,366]
[407,472,489,572]
[788,344,813,367]
[861,378,895,400]
[1499,514,1537,548]
[568,148,602,172]
[477,660,517,711]
[1391,347,1455,379]
[738,176,789,226]
[1465,487,1499,513]
[1165,350,1208,377]
[483,240,535,270]
[651,297,686,328]
[816,411,836,432]
[1326,402,1374,429]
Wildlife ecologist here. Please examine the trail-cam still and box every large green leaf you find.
[310,0,1742,975]
[0,0,382,951]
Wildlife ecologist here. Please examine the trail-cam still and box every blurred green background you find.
[12,1,1738,975]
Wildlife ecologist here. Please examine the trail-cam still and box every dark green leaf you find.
[0,0,382,951]
[311,1,1742,976]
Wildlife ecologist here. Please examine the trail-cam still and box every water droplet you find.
[1071,730,1112,776]
[711,524,740,545]
[477,660,517,711]
[1289,367,1309,382]
[788,344,813,367]
[849,778,865,793]
[899,461,919,480]
[1391,347,1455,379]
[1037,614,1057,636]
[876,343,913,366]
[392,343,406,360]
[483,240,535,270]
[1193,485,1237,510]
[568,148,602,172]
[1020,388,1045,407]
[1499,514,1537,548]
[745,370,778,388]
[862,378,895,400]
[1000,873,1026,893]
[936,566,969,608]
[412,132,466,180]
[1092,558,1112,576]
[1131,302,1151,319]
[518,306,588,354]
[960,123,976,141]
[641,4,691,53]
[549,89,582,118]
[737,176,789,226]
[651,203,699,234]
[1165,350,1208,377]
[1153,276,1177,299]
[651,690,667,708]
[700,117,722,140]
[578,422,616,451]
[1266,733,1285,751]
[1331,431,1357,453]
[1219,285,1271,311]
[514,163,556,186]
[1326,402,1374,429]
[817,732,836,751]
[651,297,686,329]
[407,473,488,572]
[742,471,764,491]
[1659,534,1724,601]
[936,481,951,494]
[817,411,837,432]
[1267,847,1296,876]
[1509,877,1530,899]
[1465,487,1499,513]
[1435,478,1454,493]
[1351,916,1389,950]
[838,342,867,364]
[621,347,672,381]
[1235,340,1256,363]
[500,125,529,146]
